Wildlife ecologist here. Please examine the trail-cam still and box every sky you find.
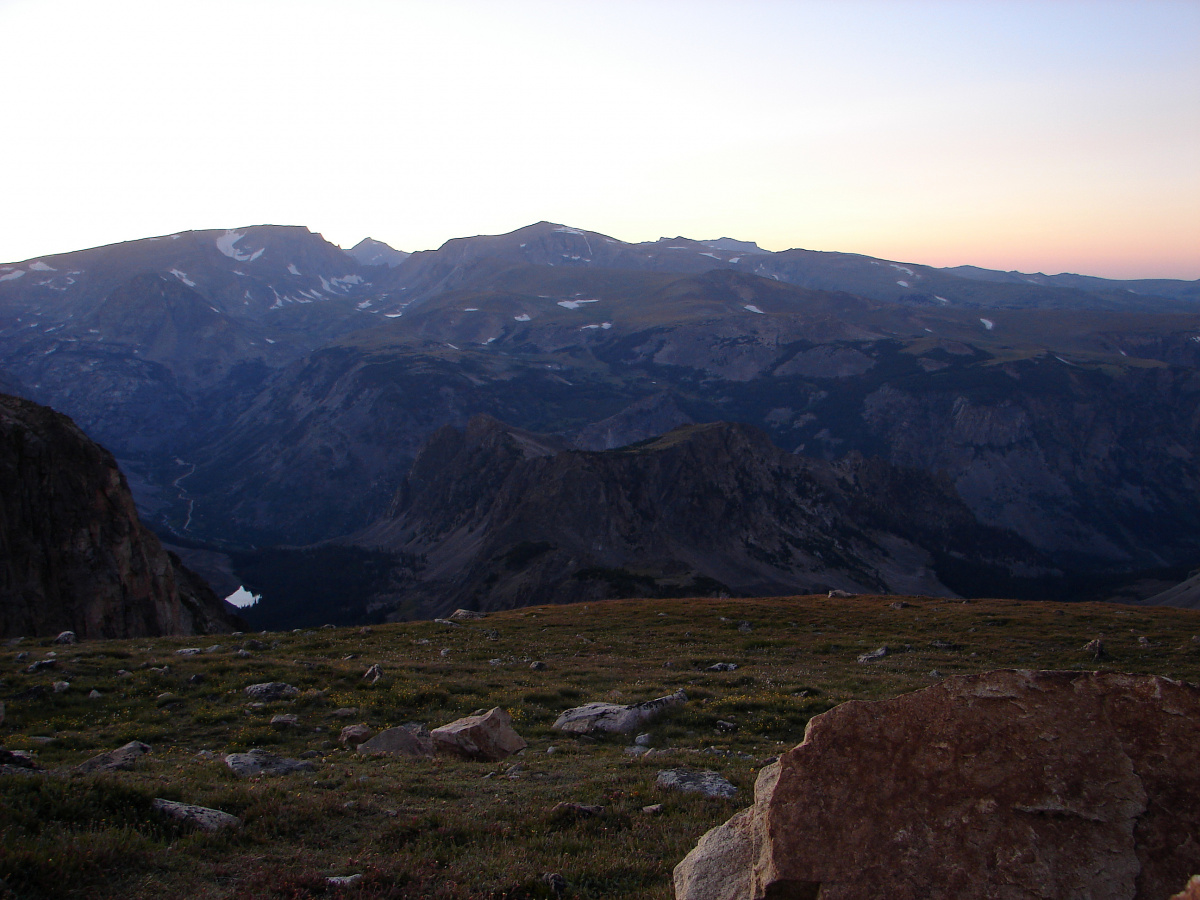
[1,0,1197,280]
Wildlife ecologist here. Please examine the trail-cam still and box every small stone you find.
[1084,638,1107,660]
[53,631,76,645]
[635,733,653,746]
[149,666,170,675]
[87,689,102,699]
[929,670,944,679]
[362,664,383,683]
[625,745,651,756]
[440,648,451,657]
[235,649,251,658]
[194,750,216,760]
[204,644,223,653]
[716,720,738,733]
[23,659,55,673]
[643,803,664,814]
[706,662,737,672]
[271,714,299,727]
[1138,635,1152,647]
[546,745,558,755]
[242,639,268,652]
[530,661,547,671]
[175,648,202,656]
[551,801,604,819]
[52,681,70,693]
[116,669,131,677]
[321,624,336,630]
[448,608,485,620]
[827,589,855,599]
[890,601,911,610]
[157,692,179,703]
[15,651,28,661]
[433,618,461,627]
[858,646,889,663]
[359,626,372,635]
[188,673,205,685]
[332,707,358,718]
[737,621,752,633]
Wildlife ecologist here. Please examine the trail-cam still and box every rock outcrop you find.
[0,393,239,638]
[674,669,1200,900]
[357,724,433,758]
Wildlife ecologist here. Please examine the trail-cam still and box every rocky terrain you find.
[1,221,1198,619]
[1,594,1198,899]
[0,393,239,638]
[337,415,1051,621]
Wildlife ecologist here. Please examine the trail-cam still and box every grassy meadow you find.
[2,594,1199,899]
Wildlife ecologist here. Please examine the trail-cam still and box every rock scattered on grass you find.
[656,768,737,799]
[270,714,299,727]
[76,740,150,774]
[553,690,687,735]
[244,682,299,701]
[52,681,69,693]
[152,798,241,832]
[53,631,76,644]
[432,707,527,761]
[327,874,363,888]
[356,724,433,758]
[224,749,315,777]
[706,663,737,672]
[449,608,484,620]
[362,664,382,683]
[339,723,374,746]
[857,646,889,663]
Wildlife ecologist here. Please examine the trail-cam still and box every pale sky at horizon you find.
[1,0,1197,280]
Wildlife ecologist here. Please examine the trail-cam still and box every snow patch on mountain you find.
[980,318,994,330]
[0,270,25,282]
[29,261,55,272]
[557,298,600,310]
[514,314,532,322]
[744,304,765,314]
[169,269,196,287]
[215,231,264,262]
[287,263,301,276]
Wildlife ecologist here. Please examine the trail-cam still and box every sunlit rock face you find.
[674,669,1200,900]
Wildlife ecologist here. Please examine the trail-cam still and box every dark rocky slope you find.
[0,393,239,638]
[346,416,1051,620]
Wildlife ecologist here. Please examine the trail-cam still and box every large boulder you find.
[674,670,1200,900]
[244,682,299,702]
[224,749,314,777]
[152,798,242,832]
[431,707,526,761]
[356,724,433,758]
[553,689,687,735]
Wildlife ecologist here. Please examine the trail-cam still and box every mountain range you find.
[1,221,1197,623]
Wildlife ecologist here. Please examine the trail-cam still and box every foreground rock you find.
[76,740,150,774]
[431,707,526,761]
[356,724,433,758]
[152,798,242,832]
[673,669,1200,900]
[224,749,315,777]
[553,690,687,735]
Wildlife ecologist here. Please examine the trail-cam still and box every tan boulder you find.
[356,724,433,758]
[339,723,375,747]
[674,670,1200,900]
[431,707,526,761]
[1172,876,1200,900]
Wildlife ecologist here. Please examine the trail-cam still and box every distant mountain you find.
[944,265,1200,304]
[0,393,240,638]
[346,237,410,268]
[1,221,1197,617]
[338,416,1051,620]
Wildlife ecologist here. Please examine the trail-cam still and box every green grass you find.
[2,594,1199,899]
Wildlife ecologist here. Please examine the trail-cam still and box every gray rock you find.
[362,664,382,683]
[635,733,653,746]
[52,681,69,693]
[23,659,55,673]
[357,724,434,758]
[327,874,363,888]
[433,618,461,627]
[706,663,737,672]
[152,798,242,832]
[657,768,737,799]
[76,740,151,774]
[827,589,855,598]
[224,749,315,777]
[270,714,299,727]
[53,631,76,644]
[244,682,299,701]
[737,621,753,633]
[857,646,889,663]
[242,639,268,652]
[553,690,687,735]
[0,749,38,769]
[175,648,202,656]
[530,661,548,671]
[448,608,485,620]
[332,707,358,718]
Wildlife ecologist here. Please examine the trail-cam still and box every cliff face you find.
[0,393,238,638]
